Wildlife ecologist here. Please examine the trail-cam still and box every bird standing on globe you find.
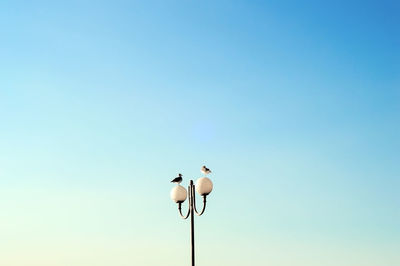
[201,166,211,175]
[170,173,183,184]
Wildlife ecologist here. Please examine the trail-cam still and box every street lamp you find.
[170,176,213,266]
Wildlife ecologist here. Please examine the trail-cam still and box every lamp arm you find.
[178,203,191,219]
[178,185,192,219]
[192,185,207,216]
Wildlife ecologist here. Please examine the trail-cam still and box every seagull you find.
[171,173,183,184]
[201,166,211,175]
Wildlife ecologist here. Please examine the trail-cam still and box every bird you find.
[171,173,183,184]
[201,165,211,175]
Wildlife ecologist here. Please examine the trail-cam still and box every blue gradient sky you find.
[0,1,399,265]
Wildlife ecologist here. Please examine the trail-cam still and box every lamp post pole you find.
[172,177,213,266]
[190,181,195,266]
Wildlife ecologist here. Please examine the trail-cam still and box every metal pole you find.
[190,180,195,266]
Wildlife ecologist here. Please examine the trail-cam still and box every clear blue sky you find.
[0,1,399,265]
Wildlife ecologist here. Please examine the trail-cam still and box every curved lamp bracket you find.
[177,181,207,219]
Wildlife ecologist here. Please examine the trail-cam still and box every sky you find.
[0,0,399,265]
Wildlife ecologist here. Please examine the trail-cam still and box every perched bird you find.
[201,165,211,175]
[171,173,183,184]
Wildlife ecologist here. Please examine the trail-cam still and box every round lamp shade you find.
[170,185,187,203]
[196,177,213,196]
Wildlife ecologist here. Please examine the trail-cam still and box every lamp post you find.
[170,177,213,266]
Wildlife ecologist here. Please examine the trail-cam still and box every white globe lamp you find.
[196,177,213,196]
[170,185,188,203]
